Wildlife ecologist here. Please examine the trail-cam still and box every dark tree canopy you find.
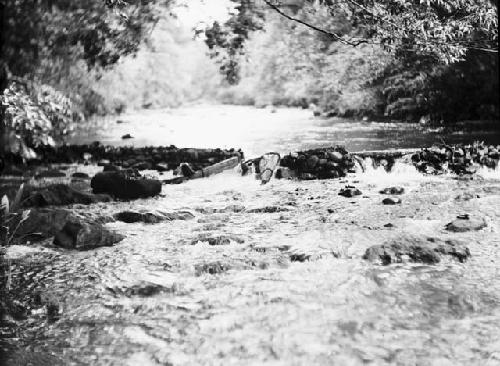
[0,0,167,84]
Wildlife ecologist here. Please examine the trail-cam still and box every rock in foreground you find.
[21,184,111,208]
[363,236,471,265]
[54,220,124,250]
[13,208,121,250]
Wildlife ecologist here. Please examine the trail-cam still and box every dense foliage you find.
[0,0,172,154]
[0,82,81,157]
[206,0,499,122]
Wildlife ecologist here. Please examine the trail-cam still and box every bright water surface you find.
[5,105,500,365]
[71,104,500,157]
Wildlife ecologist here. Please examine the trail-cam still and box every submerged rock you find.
[91,171,161,199]
[114,210,194,223]
[54,220,124,250]
[338,187,362,198]
[445,216,487,232]
[363,236,470,265]
[195,261,230,275]
[107,281,171,297]
[191,235,244,246]
[247,206,290,213]
[379,187,405,195]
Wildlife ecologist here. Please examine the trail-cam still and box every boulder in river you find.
[14,208,115,243]
[445,215,487,232]
[363,236,470,265]
[382,197,402,205]
[91,171,161,199]
[54,220,124,250]
[21,184,112,207]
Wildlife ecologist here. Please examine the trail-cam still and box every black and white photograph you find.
[0,0,499,365]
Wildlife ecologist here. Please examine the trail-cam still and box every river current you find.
[3,105,500,365]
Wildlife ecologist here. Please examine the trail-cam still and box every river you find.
[71,104,500,157]
[3,105,500,365]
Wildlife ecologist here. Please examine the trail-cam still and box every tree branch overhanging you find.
[263,0,498,54]
[263,0,366,46]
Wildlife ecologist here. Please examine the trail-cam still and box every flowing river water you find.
[3,105,500,365]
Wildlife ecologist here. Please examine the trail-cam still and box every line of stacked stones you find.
[32,143,243,173]
[412,142,499,175]
[277,146,356,180]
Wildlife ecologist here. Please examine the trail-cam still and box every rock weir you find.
[412,142,499,175]
[270,142,499,181]
[30,143,244,173]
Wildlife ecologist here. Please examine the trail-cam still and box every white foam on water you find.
[358,158,432,188]
[477,165,500,180]
[4,243,54,259]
